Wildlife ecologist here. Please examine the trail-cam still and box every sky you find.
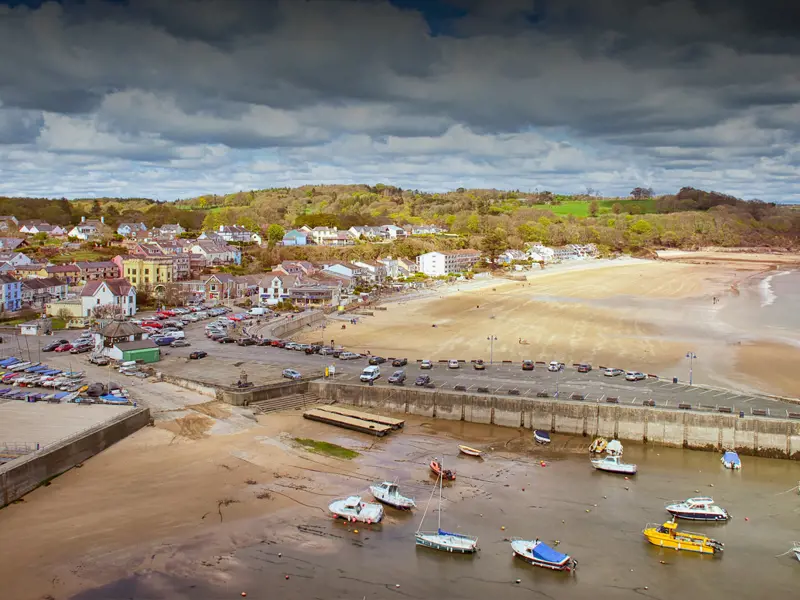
[0,0,798,201]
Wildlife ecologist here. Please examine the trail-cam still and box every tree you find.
[266,224,285,246]
[481,227,508,265]
[589,200,599,217]
[612,203,623,215]
[630,187,654,200]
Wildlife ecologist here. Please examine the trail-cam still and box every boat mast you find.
[417,467,440,534]
[438,459,443,531]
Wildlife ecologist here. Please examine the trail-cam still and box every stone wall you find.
[310,382,800,460]
[0,407,151,507]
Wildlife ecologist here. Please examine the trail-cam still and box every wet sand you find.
[297,255,800,398]
[2,406,798,600]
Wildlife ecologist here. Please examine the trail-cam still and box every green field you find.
[547,198,657,217]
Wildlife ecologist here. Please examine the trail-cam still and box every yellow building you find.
[118,256,174,290]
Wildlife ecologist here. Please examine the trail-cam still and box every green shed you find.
[116,339,161,364]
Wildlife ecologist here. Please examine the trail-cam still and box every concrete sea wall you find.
[310,383,800,460]
[0,407,151,507]
[269,311,325,338]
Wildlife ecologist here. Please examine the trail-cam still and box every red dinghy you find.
[430,458,456,481]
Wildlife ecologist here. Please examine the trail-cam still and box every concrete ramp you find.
[303,408,393,437]
[316,405,404,429]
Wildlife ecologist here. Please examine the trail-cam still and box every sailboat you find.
[415,462,478,554]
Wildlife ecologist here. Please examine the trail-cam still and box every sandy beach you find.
[2,403,798,600]
[297,253,800,398]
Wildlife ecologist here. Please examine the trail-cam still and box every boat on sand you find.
[590,455,637,475]
[533,430,551,444]
[665,497,729,522]
[642,519,723,555]
[415,469,478,554]
[792,542,800,562]
[721,450,741,470]
[511,538,577,572]
[329,496,384,523]
[430,458,456,480]
[370,482,416,510]
[458,445,482,457]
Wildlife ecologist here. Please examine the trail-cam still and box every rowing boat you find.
[458,445,482,457]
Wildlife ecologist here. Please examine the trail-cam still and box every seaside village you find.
[0,214,597,362]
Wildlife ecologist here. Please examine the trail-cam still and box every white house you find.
[309,226,339,245]
[415,250,481,277]
[209,225,263,244]
[497,249,528,264]
[382,225,407,239]
[526,243,555,263]
[19,222,67,236]
[80,278,137,317]
[0,251,33,267]
[409,224,445,235]
[352,260,387,285]
[68,216,107,240]
[322,262,366,282]
[190,241,241,265]
[117,222,147,237]
[258,273,302,305]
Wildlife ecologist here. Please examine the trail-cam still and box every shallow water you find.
[71,421,800,600]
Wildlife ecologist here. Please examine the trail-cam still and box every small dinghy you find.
[370,481,416,510]
[328,496,384,524]
[665,497,729,521]
[792,542,800,562]
[605,439,623,456]
[534,430,551,444]
[589,437,607,453]
[590,455,637,475]
[430,459,456,480]
[721,450,741,470]
[458,445,482,457]
[511,538,577,572]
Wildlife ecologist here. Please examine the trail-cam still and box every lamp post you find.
[487,335,497,365]
[555,363,562,398]
[686,352,697,386]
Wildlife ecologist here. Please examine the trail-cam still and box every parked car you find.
[360,365,381,382]
[271,340,287,348]
[54,343,73,352]
[89,355,110,366]
[171,340,191,348]
[218,337,236,344]
[548,361,564,372]
[304,345,321,355]
[284,342,299,351]
[282,369,302,380]
[420,359,433,369]
[577,363,592,373]
[388,370,406,384]
[70,344,92,354]
[473,359,486,370]
[236,338,257,346]
[257,338,273,346]
[43,339,69,352]
[294,344,311,352]
[318,346,336,355]
[189,351,208,360]
[522,360,534,371]
[626,371,646,381]
[154,337,175,346]
[340,352,361,360]
[368,356,386,365]
[415,374,431,386]
[391,358,408,367]
[448,359,460,369]
[604,368,624,377]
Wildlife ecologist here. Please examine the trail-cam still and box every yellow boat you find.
[642,519,723,555]
[588,438,607,453]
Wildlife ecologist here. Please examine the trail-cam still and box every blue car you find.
[154,337,175,346]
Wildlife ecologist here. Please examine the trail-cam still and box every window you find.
[145,269,149,275]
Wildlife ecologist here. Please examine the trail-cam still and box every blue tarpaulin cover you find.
[532,543,568,564]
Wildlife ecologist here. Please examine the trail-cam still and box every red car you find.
[141,321,163,329]
[271,340,286,348]
[54,343,73,352]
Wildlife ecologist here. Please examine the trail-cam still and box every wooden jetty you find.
[317,405,405,429]
[303,408,393,436]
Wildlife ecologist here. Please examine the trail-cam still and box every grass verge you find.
[294,437,359,460]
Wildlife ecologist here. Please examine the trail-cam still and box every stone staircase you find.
[248,392,322,415]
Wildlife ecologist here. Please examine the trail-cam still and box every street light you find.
[487,335,497,365]
[686,352,697,386]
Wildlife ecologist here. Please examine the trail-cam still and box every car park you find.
[577,363,592,373]
[282,368,302,380]
[420,359,433,369]
[368,356,386,365]
[522,360,534,371]
[388,370,406,384]
[415,374,431,386]
[448,359,460,369]
[473,359,486,370]
[548,361,565,372]
[626,371,646,381]
[604,368,624,377]
[391,358,408,367]
[171,340,191,347]
[189,351,208,360]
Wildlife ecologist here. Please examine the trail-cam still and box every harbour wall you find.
[310,382,800,460]
[0,407,151,507]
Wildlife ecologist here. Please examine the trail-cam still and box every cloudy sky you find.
[1,0,798,201]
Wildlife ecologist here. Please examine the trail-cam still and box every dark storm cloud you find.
[0,0,797,199]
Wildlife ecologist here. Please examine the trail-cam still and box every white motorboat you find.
[605,439,623,456]
[534,430,551,444]
[665,497,730,521]
[590,455,637,475]
[511,538,577,572]
[793,542,800,562]
[370,481,416,510]
[328,496,384,523]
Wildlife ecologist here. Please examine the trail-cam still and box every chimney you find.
[101,216,105,224]
[81,216,86,223]
[219,225,224,231]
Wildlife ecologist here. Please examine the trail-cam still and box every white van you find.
[249,307,268,316]
[360,365,381,382]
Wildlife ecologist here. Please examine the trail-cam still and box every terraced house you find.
[0,275,22,312]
